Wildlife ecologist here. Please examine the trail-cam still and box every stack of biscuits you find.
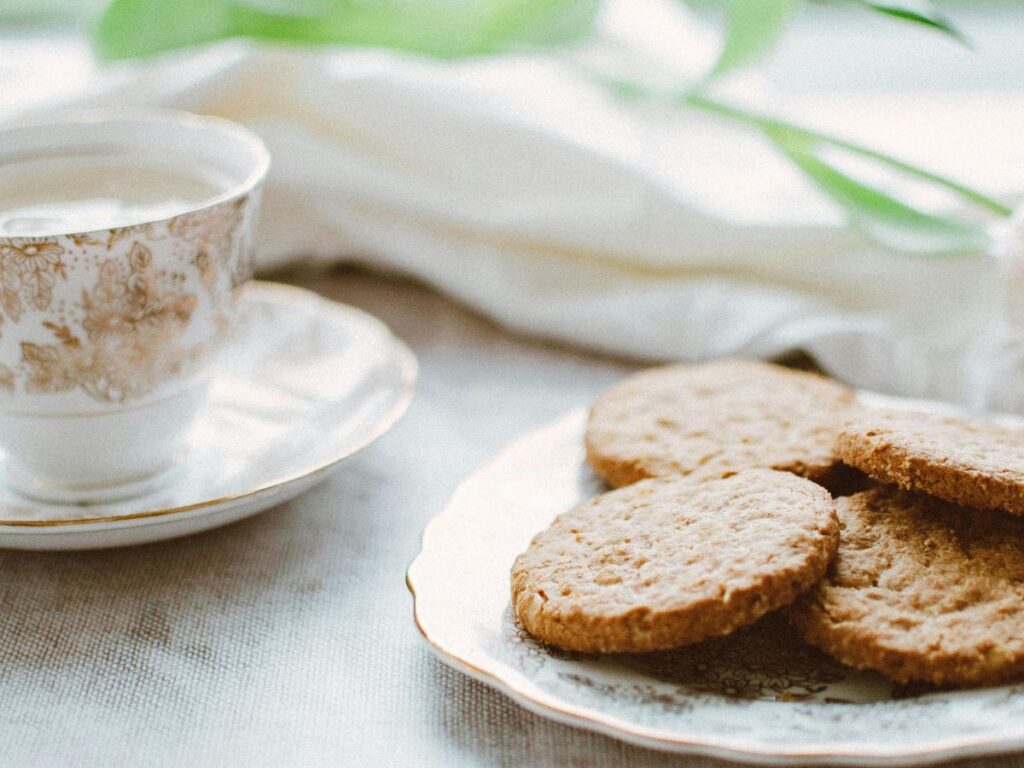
[510,359,1024,688]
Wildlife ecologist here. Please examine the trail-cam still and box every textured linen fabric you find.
[1,10,1024,766]
[3,5,1024,408]
[0,269,1021,768]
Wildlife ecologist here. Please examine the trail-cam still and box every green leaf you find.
[837,0,970,46]
[708,0,804,78]
[93,0,601,61]
[675,93,1007,255]
[767,125,989,255]
[685,93,1011,220]
[93,0,233,59]
[0,0,98,22]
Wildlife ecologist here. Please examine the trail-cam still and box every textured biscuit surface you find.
[790,485,1024,686]
[585,359,855,488]
[839,408,1024,515]
[510,469,839,653]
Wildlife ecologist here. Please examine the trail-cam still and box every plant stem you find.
[684,93,1013,218]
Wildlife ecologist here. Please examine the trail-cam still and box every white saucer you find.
[0,281,416,550]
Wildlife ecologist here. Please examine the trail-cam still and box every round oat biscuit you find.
[838,408,1024,516]
[789,485,1024,687]
[585,359,855,488]
[510,469,839,653]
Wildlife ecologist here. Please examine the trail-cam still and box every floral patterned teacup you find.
[0,112,269,502]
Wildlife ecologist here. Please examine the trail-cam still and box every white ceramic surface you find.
[0,281,416,550]
[0,111,270,498]
[408,402,1024,766]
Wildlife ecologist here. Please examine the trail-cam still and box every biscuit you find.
[789,485,1024,686]
[838,408,1024,515]
[585,359,855,488]
[510,469,839,653]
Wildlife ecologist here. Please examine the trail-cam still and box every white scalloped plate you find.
[408,403,1024,765]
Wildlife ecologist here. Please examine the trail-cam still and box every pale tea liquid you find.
[0,154,231,237]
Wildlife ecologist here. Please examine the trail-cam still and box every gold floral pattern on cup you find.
[0,238,67,322]
[0,192,257,405]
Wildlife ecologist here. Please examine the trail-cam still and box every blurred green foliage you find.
[686,95,1006,255]
[709,0,804,78]
[92,0,601,60]
[85,0,969,60]
[0,0,1011,254]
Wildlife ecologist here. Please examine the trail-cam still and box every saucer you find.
[0,281,416,550]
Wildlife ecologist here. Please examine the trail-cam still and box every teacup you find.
[0,111,269,502]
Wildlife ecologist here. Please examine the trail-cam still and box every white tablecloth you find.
[3,9,1024,766]
[0,269,1020,768]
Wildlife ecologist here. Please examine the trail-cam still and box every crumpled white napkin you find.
[4,0,1024,408]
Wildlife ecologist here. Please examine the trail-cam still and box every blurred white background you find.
[2,1,1023,406]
